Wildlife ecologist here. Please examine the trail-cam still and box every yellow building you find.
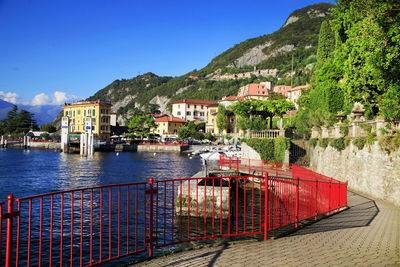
[62,100,112,140]
[205,104,239,136]
[152,116,186,136]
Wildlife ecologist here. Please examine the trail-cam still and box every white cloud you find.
[31,91,80,106]
[32,93,51,105]
[0,91,19,104]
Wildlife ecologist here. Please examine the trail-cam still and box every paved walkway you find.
[132,191,400,266]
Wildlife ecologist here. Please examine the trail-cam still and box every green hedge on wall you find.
[243,137,290,162]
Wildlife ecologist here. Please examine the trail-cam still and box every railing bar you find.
[135,185,138,252]
[127,186,130,254]
[70,192,74,267]
[118,186,121,257]
[100,188,103,262]
[220,177,222,235]
[236,177,238,234]
[244,177,246,233]
[188,178,190,240]
[163,182,166,246]
[228,177,231,235]
[49,195,53,267]
[179,180,182,241]
[15,201,20,267]
[108,187,111,259]
[204,178,207,238]
[80,191,83,267]
[171,182,174,244]
[155,182,159,247]
[196,179,198,240]
[212,179,215,237]
[252,176,254,232]
[90,189,93,264]
[39,196,43,267]
[60,194,63,267]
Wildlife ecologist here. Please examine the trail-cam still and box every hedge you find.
[243,137,290,162]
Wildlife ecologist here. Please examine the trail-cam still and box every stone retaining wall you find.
[309,142,400,207]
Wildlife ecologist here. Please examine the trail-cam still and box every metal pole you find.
[148,178,154,257]
[5,195,14,267]
[264,173,269,241]
[295,177,299,228]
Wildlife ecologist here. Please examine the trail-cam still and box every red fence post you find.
[328,178,332,215]
[315,180,318,221]
[295,177,299,228]
[236,158,239,175]
[248,159,251,175]
[264,172,269,241]
[5,195,15,267]
[148,178,154,257]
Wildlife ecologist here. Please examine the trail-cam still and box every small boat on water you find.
[198,146,242,161]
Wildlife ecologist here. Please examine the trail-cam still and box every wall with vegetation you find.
[309,143,400,207]
[242,136,290,162]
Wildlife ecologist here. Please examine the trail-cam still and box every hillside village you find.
[61,77,307,141]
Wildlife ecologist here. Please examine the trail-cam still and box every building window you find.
[187,111,191,115]
[194,104,197,109]
[93,109,95,116]
[84,110,86,116]
[194,111,198,116]
[200,112,204,116]
[201,105,204,109]
[92,126,95,131]
[177,111,181,116]
[187,104,190,108]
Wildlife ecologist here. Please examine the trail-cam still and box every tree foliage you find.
[127,115,156,140]
[216,104,229,131]
[0,105,38,136]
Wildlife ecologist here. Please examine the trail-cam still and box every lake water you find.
[0,148,202,200]
[0,148,204,266]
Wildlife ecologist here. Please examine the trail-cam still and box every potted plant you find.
[336,110,346,123]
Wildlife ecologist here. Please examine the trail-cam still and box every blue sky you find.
[0,0,335,105]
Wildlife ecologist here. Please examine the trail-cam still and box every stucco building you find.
[172,99,218,122]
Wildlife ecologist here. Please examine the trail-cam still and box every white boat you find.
[199,150,225,161]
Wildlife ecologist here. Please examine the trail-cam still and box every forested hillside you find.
[86,3,333,124]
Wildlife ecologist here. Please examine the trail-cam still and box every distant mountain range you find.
[0,99,62,126]
[87,3,333,125]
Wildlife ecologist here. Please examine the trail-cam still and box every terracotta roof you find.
[221,96,246,101]
[292,84,310,91]
[172,99,218,105]
[154,116,186,123]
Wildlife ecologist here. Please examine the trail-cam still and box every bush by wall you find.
[353,137,366,150]
[319,138,330,148]
[274,136,291,162]
[309,138,318,147]
[243,137,290,162]
[330,137,345,151]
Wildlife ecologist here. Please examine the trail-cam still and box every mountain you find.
[0,98,62,126]
[0,99,14,120]
[87,3,333,125]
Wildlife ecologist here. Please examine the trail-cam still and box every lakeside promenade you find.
[133,190,399,266]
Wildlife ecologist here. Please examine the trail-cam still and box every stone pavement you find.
[132,191,400,266]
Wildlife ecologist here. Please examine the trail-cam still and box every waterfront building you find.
[172,99,218,122]
[62,100,112,140]
[237,82,272,100]
[152,115,186,136]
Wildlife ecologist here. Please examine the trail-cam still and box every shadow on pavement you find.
[160,243,230,267]
[288,191,379,236]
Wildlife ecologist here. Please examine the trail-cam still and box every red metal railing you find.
[0,161,347,266]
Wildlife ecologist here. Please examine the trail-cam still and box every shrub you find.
[339,126,349,136]
[366,132,377,146]
[309,138,318,147]
[319,138,330,148]
[344,137,351,147]
[274,136,290,162]
[353,137,366,150]
[330,137,345,151]
[359,123,372,133]
[245,138,275,161]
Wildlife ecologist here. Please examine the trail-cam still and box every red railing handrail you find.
[16,181,147,201]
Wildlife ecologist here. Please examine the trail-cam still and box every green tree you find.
[40,123,56,133]
[127,115,156,140]
[216,104,229,131]
[315,20,334,70]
